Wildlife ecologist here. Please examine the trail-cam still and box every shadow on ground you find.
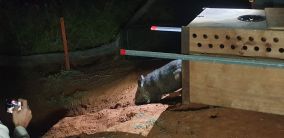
[69,132,145,138]
[146,107,284,138]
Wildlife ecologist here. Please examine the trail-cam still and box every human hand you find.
[12,99,32,128]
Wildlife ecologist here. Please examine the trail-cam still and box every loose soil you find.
[41,59,284,138]
[1,58,284,137]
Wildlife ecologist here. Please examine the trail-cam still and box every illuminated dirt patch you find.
[43,104,168,137]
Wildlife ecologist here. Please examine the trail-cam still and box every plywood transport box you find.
[182,8,284,115]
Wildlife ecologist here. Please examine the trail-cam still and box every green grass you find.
[0,0,144,55]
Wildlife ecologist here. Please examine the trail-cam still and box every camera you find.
[5,99,21,113]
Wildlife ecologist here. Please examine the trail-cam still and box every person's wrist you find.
[14,122,26,128]
[14,123,20,127]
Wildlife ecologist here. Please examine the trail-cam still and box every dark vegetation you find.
[0,0,250,56]
[0,0,145,55]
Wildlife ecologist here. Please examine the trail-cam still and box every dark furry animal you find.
[135,60,182,105]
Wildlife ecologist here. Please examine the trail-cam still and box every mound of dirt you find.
[43,104,168,137]
[43,62,284,138]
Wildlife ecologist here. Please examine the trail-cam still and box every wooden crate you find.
[182,8,284,115]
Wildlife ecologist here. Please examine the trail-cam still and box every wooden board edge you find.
[181,26,190,105]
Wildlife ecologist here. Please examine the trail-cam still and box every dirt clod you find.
[110,103,122,109]
[209,114,218,119]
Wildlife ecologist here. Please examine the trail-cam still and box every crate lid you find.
[189,8,267,29]
[265,8,284,30]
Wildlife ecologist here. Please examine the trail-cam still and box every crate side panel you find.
[189,27,284,59]
[190,61,284,115]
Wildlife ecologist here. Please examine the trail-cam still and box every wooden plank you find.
[265,8,284,30]
[189,61,284,115]
[189,27,284,59]
[60,17,71,70]
[181,26,190,104]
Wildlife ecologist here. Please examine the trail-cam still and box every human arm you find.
[12,99,32,138]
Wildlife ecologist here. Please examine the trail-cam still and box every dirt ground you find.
[39,59,284,138]
[1,58,283,137]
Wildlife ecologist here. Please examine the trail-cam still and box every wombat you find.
[135,60,182,105]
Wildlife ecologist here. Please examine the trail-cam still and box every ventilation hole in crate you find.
[254,46,259,51]
[197,43,202,47]
[261,37,266,42]
[249,36,254,41]
[208,44,213,48]
[242,46,248,50]
[214,35,219,39]
[266,48,272,52]
[279,48,284,53]
[237,36,242,41]
[192,33,197,38]
[225,35,231,40]
[203,34,208,39]
[219,44,225,49]
[274,37,279,43]
[231,45,236,49]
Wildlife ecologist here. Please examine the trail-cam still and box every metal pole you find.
[120,49,284,68]
[150,26,181,32]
